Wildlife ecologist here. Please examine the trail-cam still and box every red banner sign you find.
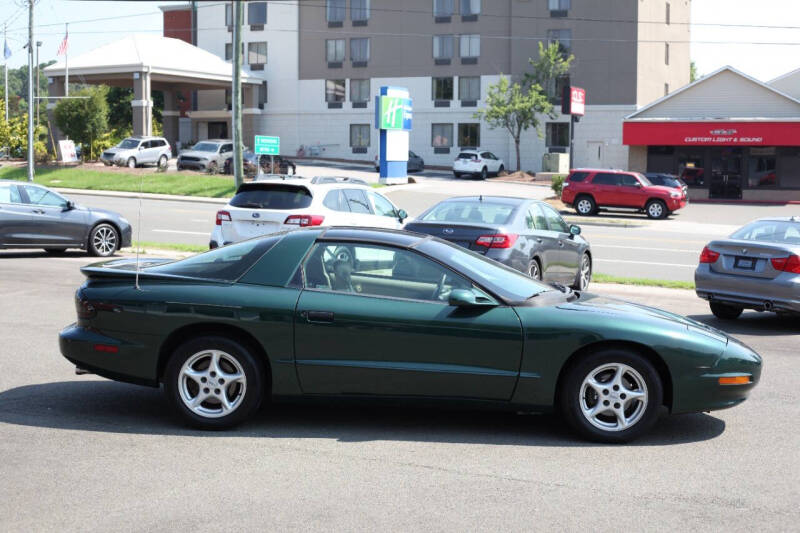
[623,121,800,146]
[570,87,585,116]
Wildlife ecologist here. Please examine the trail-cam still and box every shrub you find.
[551,174,566,196]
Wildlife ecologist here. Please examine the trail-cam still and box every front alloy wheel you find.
[646,200,667,219]
[126,157,136,169]
[573,253,592,290]
[88,223,118,257]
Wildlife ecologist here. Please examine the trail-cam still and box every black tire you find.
[559,348,663,443]
[158,155,168,169]
[87,223,119,257]
[528,258,542,281]
[207,161,218,174]
[164,335,266,430]
[645,199,668,219]
[126,157,137,169]
[572,252,592,291]
[498,165,505,175]
[44,248,67,254]
[177,164,184,171]
[574,195,596,216]
[480,167,488,180]
[710,302,743,320]
[453,172,461,179]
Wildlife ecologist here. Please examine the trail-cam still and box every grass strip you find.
[0,166,236,198]
[593,273,695,290]
[127,241,208,253]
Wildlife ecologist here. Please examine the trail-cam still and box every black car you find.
[405,196,592,290]
[645,173,689,197]
[224,152,297,178]
[374,151,425,173]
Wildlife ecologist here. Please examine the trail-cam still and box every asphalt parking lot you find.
[0,252,797,531]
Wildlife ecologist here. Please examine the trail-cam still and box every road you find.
[0,253,797,530]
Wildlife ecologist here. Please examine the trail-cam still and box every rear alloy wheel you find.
[528,259,542,281]
[207,161,219,174]
[573,253,592,290]
[164,336,265,429]
[575,196,596,216]
[710,302,743,320]
[645,199,667,219]
[158,155,168,169]
[126,157,137,169]
[560,349,663,443]
[480,167,488,180]
[88,223,118,257]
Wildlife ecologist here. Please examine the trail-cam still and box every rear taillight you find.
[699,246,719,264]
[216,210,231,225]
[771,255,800,274]
[76,298,96,319]
[284,214,325,227]
[476,234,518,248]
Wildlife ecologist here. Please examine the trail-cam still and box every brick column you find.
[161,90,180,152]
[131,71,152,137]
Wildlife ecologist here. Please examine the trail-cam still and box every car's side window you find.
[542,205,569,233]
[369,191,397,218]
[529,204,548,230]
[525,210,535,230]
[592,173,621,186]
[221,144,233,154]
[302,242,472,303]
[323,189,348,212]
[22,185,66,207]
[0,184,22,204]
[343,189,372,214]
[621,174,640,187]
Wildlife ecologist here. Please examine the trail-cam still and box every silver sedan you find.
[695,217,800,319]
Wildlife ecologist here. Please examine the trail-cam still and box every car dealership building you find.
[624,66,800,201]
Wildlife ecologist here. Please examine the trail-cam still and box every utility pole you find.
[231,0,243,188]
[27,0,35,182]
[3,24,8,123]
[35,40,41,125]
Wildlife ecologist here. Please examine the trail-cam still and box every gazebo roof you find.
[44,34,261,87]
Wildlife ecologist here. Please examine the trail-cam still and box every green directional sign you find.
[254,135,280,155]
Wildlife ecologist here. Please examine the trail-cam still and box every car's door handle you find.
[302,310,335,323]
[535,238,543,243]
[558,241,564,247]
[31,209,45,215]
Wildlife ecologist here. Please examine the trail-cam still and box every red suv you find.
[561,168,688,219]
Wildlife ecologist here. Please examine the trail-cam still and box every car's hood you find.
[179,150,215,158]
[85,206,125,221]
[645,185,679,195]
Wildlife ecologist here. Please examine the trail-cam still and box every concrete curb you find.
[54,188,229,205]
[564,217,649,228]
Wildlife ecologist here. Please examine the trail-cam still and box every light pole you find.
[35,40,41,125]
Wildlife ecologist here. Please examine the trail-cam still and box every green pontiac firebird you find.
[59,227,761,442]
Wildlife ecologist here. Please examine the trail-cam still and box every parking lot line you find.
[593,244,700,253]
[588,234,709,245]
[595,259,697,268]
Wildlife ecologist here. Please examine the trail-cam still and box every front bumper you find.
[695,264,800,313]
[667,198,688,211]
[178,159,208,170]
[120,224,133,248]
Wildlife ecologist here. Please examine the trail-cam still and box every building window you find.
[547,29,572,57]
[350,124,370,148]
[327,0,345,23]
[434,0,454,17]
[548,0,570,16]
[432,77,454,101]
[352,0,370,22]
[458,123,480,147]
[350,38,370,64]
[548,74,569,104]
[325,79,346,103]
[248,2,267,26]
[546,122,569,147]
[432,123,453,148]
[665,42,670,65]
[225,88,231,108]
[225,43,232,61]
[461,0,480,16]
[350,79,370,103]
[225,4,232,26]
[433,35,454,63]
[460,34,480,58]
[459,76,480,102]
[248,42,267,68]
[664,83,669,96]
[259,81,268,108]
[326,39,345,63]
[666,2,671,24]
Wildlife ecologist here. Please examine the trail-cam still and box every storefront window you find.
[676,149,706,187]
[748,148,777,188]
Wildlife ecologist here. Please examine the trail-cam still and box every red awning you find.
[623,121,800,146]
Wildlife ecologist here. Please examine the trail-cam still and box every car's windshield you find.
[147,237,279,281]
[730,220,800,244]
[230,184,313,209]
[421,201,516,225]
[118,139,140,149]
[416,238,552,302]
[192,142,220,152]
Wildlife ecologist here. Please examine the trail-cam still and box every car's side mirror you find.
[635,182,643,188]
[397,209,408,222]
[569,224,581,237]
[448,289,497,307]
[63,200,74,211]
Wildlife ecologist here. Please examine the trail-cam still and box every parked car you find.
[224,152,297,178]
[177,139,234,172]
[404,196,592,290]
[561,168,688,219]
[60,226,761,442]
[680,166,705,186]
[453,150,505,179]
[210,177,407,248]
[100,136,171,169]
[695,217,800,319]
[374,151,425,173]
[645,173,689,197]
[0,180,131,256]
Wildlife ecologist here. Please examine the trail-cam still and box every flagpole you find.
[64,23,68,97]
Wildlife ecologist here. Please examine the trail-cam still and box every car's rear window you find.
[568,171,589,182]
[230,185,313,210]
[730,221,800,245]
[421,201,516,225]
[147,237,281,281]
[458,153,478,160]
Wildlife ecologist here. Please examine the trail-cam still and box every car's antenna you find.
[134,169,144,291]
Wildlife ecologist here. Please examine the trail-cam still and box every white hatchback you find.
[452,150,505,179]
[210,177,408,248]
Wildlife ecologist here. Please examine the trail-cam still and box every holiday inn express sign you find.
[378,96,413,130]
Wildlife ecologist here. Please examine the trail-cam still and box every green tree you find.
[524,41,575,99]
[690,61,698,82]
[474,75,551,172]
[53,85,109,160]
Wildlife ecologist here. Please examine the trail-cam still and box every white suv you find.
[100,136,172,168]
[453,150,505,179]
[210,177,408,248]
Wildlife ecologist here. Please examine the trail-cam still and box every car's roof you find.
[198,139,232,143]
[318,226,427,247]
[126,135,165,140]
[752,216,800,223]
[570,168,632,174]
[457,149,482,154]
[237,179,373,192]
[432,195,529,206]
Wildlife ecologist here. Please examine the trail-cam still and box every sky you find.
[1,0,800,83]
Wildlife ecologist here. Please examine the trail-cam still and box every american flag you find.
[57,32,68,56]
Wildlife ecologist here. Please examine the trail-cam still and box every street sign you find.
[561,86,586,116]
[254,135,280,155]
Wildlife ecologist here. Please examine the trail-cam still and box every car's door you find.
[480,152,497,173]
[20,185,88,246]
[137,140,153,164]
[590,172,621,205]
[294,242,524,400]
[618,173,646,208]
[487,152,502,172]
[526,203,562,282]
[542,204,580,283]
[218,143,233,166]
[367,191,403,229]
[0,183,31,245]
